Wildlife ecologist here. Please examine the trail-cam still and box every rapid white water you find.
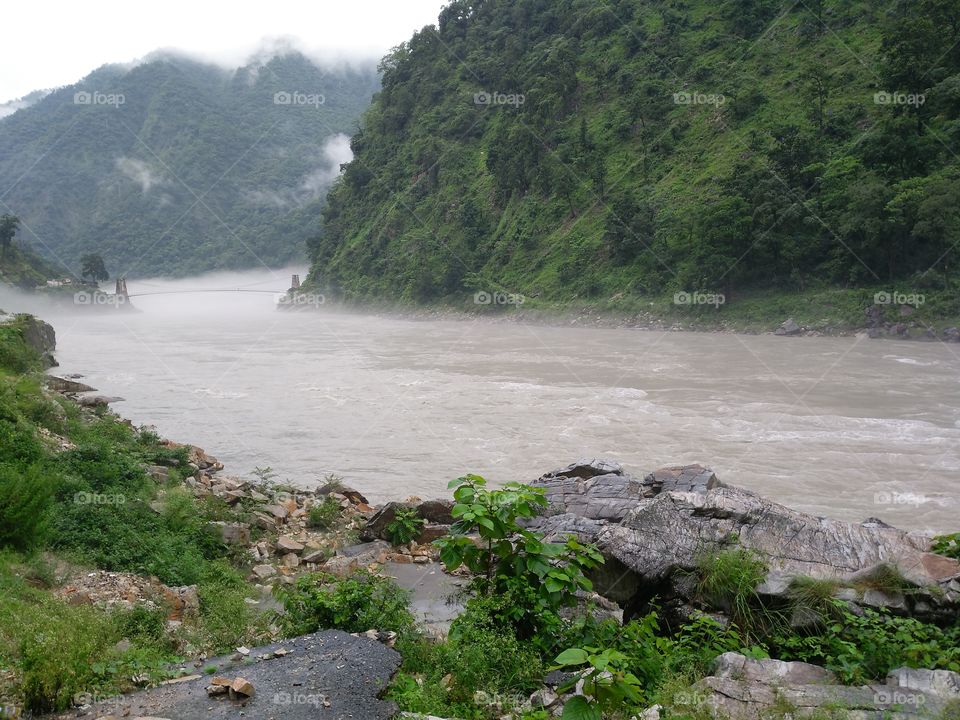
[6,268,958,533]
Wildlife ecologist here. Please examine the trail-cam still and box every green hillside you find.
[305,0,960,324]
[0,52,378,277]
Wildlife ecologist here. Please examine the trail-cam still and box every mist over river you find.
[5,269,959,533]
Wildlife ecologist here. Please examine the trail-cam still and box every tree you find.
[80,253,109,283]
[0,214,19,258]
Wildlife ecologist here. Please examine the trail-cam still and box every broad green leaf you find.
[561,696,600,720]
[554,648,589,666]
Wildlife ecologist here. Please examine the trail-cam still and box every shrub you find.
[0,462,55,551]
[274,570,415,636]
[307,496,341,530]
[932,533,960,560]
[772,601,960,683]
[435,475,603,637]
[692,546,772,640]
[385,506,424,545]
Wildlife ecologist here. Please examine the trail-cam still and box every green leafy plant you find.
[932,533,960,560]
[435,475,603,637]
[307,496,342,530]
[552,646,644,719]
[274,570,414,636]
[772,600,960,683]
[385,506,425,545]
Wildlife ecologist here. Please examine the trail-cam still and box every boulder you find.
[78,394,125,407]
[317,481,369,506]
[45,375,96,393]
[416,499,456,525]
[522,462,959,624]
[251,565,277,581]
[209,522,251,545]
[687,653,960,719]
[277,536,305,554]
[774,318,802,336]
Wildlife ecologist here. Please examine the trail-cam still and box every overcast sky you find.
[0,0,448,103]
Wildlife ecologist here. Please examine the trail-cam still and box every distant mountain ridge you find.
[0,51,379,277]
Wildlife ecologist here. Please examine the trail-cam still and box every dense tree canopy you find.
[307,0,960,303]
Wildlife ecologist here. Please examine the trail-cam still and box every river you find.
[9,269,959,533]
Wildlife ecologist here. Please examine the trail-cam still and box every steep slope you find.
[306,0,960,310]
[0,52,379,277]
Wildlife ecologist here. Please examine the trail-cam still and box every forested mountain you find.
[307,0,960,305]
[0,52,379,277]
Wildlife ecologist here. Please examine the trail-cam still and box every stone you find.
[541,458,624,480]
[520,461,959,624]
[209,521,251,545]
[230,677,255,698]
[712,652,836,685]
[417,524,450,544]
[528,687,559,708]
[263,504,289,521]
[281,553,300,568]
[45,375,96,393]
[277,536,305,554]
[691,653,960,720]
[416,499,456,525]
[317,481,369,506]
[251,564,277,581]
[253,512,278,530]
[774,318,802,335]
[79,394,125,407]
[148,465,170,482]
[302,548,328,563]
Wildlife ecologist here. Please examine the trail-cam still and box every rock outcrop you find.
[685,652,960,719]
[525,461,960,624]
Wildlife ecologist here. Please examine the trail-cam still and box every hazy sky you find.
[0,0,447,102]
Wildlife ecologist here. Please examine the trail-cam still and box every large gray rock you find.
[597,484,959,621]
[523,462,960,623]
[686,653,960,719]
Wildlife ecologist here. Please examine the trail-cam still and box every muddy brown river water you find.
[15,270,958,533]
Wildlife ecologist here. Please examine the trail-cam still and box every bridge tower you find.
[115,277,129,301]
[290,274,301,290]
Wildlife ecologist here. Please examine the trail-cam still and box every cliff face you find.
[0,312,56,369]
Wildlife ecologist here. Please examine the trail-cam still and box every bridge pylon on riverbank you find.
[290,274,301,290]
[115,277,129,301]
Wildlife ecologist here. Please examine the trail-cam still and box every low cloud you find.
[245,133,353,209]
[115,157,166,193]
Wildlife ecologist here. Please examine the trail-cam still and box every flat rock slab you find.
[48,630,400,720]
